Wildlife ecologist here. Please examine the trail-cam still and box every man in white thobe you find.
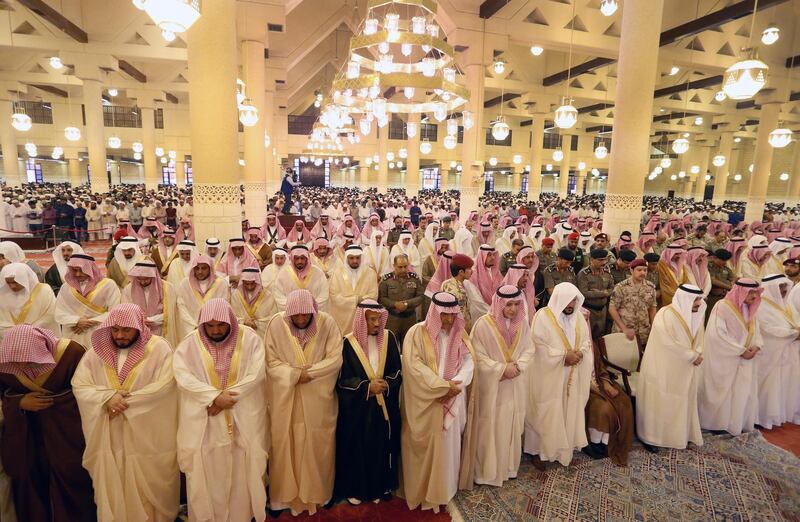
[329,245,378,336]
[638,284,706,449]
[273,245,329,312]
[176,255,230,340]
[173,298,267,522]
[73,304,179,521]
[0,262,58,342]
[471,285,534,486]
[524,282,593,467]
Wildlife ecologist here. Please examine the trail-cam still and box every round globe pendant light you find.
[420,140,432,154]
[554,100,578,129]
[722,55,768,100]
[491,118,510,141]
[238,99,259,127]
[768,128,792,148]
[11,111,32,132]
[64,126,81,142]
[594,144,608,159]
[712,155,726,167]
[661,157,672,168]
[553,149,564,162]
[108,136,121,149]
[672,138,689,154]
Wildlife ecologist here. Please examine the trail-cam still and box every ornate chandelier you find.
[723,50,768,100]
[768,128,792,148]
[672,138,689,154]
[136,0,201,42]
[11,108,32,132]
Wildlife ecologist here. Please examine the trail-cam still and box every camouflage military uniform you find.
[609,278,657,345]
[708,262,735,320]
[413,227,426,246]
[378,271,425,347]
[577,266,615,339]
[441,277,472,331]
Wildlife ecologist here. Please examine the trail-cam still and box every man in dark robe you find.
[584,341,635,466]
[334,300,401,504]
[0,325,96,521]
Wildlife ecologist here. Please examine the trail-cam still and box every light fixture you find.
[450,160,457,168]
[705,174,711,181]
[734,137,742,143]
[678,171,686,178]
[530,45,544,56]
[347,61,360,80]
[364,156,373,166]
[264,133,271,148]
[406,122,417,138]
[734,173,742,181]
[489,157,498,166]
[712,155,726,167]
[761,26,780,45]
[683,132,690,138]
[690,165,700,175]
[386,151,395,162]
[364,18,378,35]
[238,99,259,127]
[546,164,553,171]
[768,128,792,148]
[591,168,600,176]
[398,147,408,159]
[694,116,703,125]
[155,147,164,157]
[661,157,672,168]
[389,161,395,169]
[359,118,372,136]
[168,150,177,160]
[132,141,143,153]
[578,161,586,170]
[238,159,245,166]
[670,174,677,181]
[11,110,32,132]
[343,157,350,165]
[672,138,689,154]
[554,99,578,129]
[140,0,202,42]
[133,152,142,160]
[108,88,118,97]
[49,56,63,70]
[654,166,663,174]
[25,142,36,153]
[670,66,680,76]
[513,154,522,165]
[722,52,768,100]
[600,0,618,16]
[373,154,380,164]
[780,172,789,181]
[443,135,457,150]
[491,118,510,141]
[65,126,81,141]
[108,136,121,149]
[161,156,168,164]
[493,60,505,75]
[456,164,462,172]
[594,144,608,159]
[715,91,727,102]
[420,140,432,154]
[749,164,754,173]
[403,87,415,99]
[462,111,474,130]
[51,146,63,160]
[553,149,564,162]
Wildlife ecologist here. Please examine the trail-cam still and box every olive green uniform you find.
[378,272,425,348]
[577,266,615,339]
[708,263,736,320]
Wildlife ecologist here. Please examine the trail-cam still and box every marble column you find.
[527,114,545,201]
[406,114,420,197]
[577,171,587,196]
[787,143,800,204]
[140,103,159,191]
[0,100,20,186]
[175,154,186,189]
[66,148,83,186]
[264,90,278,195]
[711,132,734,205]
[377,126,388,193]
[242,38,268,226]
[440,167,450,191]
[186,0,242,243]
[744,102,780,223]
[359,164,369,188]
[693,146,711,201]
[558,141,571,198]
[601,0,665,239]
[460,62,485,213]
[82,79,109,193]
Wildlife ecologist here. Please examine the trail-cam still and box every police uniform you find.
[708,261,735,319]
[500,250,517,275]
[536,249,557,270]
[543,264,576,291]
[438,227,455,241]
[386,227,404,248]
[378,271,425,347]
[577,265,615,339]
[569,247,586,273]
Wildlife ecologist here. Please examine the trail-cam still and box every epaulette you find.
[407,271,420,279]
[381,272,394,281]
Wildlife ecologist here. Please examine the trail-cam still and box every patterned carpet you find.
[450,431,800,521]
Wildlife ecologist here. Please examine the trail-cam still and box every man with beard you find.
[262,212,287,246]
[700,279,762,435]
[245,227,273,270]
[784,257,800,285]
[265,290,342,516]
[176,255,230,339]
[472,286,535,485]
[310,214,335,241]
[261,247,288,292]
[55,254,121,347]
[524,283,593,467]
[122,261,179,347]
[577,249,615,339]
[73,304,179,521]
[174,299,267,522]
[465,245,503,319]
[379,254,425,346]
[334,301,401,504]
[231,267,276,338]
[657,242,688,305]
[638,284,706,450]
[0,325,95,521]
[45,241,84,295]
[311,237,339,279]
[0,263,59,342]
[400,291,477,512]
[329,246,378,336]
[107,236,144,288]
[274,245,330,312]
[166,240,197,288]
[219,238,260,288]
[150,229,178,276]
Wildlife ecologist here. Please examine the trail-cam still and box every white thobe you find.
[755,299,800,428]
[273,266,329,312]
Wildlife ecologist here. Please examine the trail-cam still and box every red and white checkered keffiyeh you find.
[65,254,103,295]
[91,303,153,382]
[425,250,453,298]
[290,245,312,279]
[425,291,467,426]
[336,214,361,240]
[138,218,165,240]
[284,289,318,346]
[502,264,536,321]
[286,220,309,243]
[127,262,163,318]
[351,299,387,355]
[660,243,687,279]
[176,218,195,243]
[187,254,218,295]
[261,213,287,242]
[361,214,385,240]
[490,285,525,347]
[0,325,59,379]
[197,298,240,388]
[220,238,259,276]
[685,247,709,289]
[238,267,263,305]
[313,237,334,261]
[472,245,502,305]
[516,245,541,273]
[245,227,265,249]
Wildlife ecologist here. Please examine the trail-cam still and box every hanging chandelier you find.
[137,0,201,42]
[327,0,469,139]
[600,0,619,17]
[553,149,564,162]
[761,26,779,45]
[108,136,121,149]
[51,146,63,160]
[554,100,577,130]
[594,143,608,159]
[238,98,259,127]
[768,128,792,148]
[712,155,726,167]
[132,141,143,153]
[723,53,768,100]
[11,108,32,132]
[64,126,81,142]
[661,157,671,168]
[672,138,689,154]
[491,117,510,141]
[420,140,432,154]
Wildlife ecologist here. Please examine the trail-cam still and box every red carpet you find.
[760,423,800,457]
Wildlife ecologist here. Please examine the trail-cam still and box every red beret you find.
[629,259,646,269]
[542,237,555,246]
[451,253,474,269]
[567,232,579,240]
